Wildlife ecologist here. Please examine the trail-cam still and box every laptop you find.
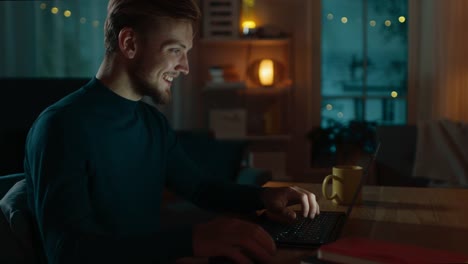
[257,143,381,248]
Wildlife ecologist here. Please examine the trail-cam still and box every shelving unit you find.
[197,37,292,90]
[202,86,292,138]
[196,37,294,180]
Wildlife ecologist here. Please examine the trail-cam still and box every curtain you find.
[0,0,107,77]
[412,0,468,123]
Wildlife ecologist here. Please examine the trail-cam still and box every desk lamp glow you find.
[258,59,274,86]
[242,0,256,36]
[242,20,256,35]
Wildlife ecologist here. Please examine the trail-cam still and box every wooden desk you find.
[265,181,468,263]
[178,182,468,263]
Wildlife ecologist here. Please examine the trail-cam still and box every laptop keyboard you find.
[260,211,345,245]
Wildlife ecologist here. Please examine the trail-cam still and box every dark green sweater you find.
[24,78,264,263]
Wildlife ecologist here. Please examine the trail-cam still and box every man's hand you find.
[260,186,320,222]
[193,217,276,264]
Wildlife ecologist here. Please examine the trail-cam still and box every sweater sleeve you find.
[164,126,265,213]
[25,112,193,264]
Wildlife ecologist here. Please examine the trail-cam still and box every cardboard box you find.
[209,109,246,138]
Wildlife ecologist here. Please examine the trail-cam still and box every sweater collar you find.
[84,77,140,110]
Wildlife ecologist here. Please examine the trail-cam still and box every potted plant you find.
[307,120,377,168]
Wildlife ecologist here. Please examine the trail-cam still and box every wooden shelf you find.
[239,86,292,95]
[244,135,292,141]
[199,38,290,46]
[216,134,292,141]
[202,82,246,92]
[202,84,292,95]
[322,95,407,100]
[197,36,292,97]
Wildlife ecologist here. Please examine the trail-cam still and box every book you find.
[313,237,468,264]
[204,81,246,90]
[300,254,329,264]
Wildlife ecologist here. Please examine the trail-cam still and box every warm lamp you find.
[242,20,256,35]
[258,59,274,86]
[242,0,256,36]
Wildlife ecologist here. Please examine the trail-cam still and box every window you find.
[321,0,408,127]
[0,1,107,77]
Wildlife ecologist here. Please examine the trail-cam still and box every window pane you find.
[321,98,360,128]
[366,0,408,98]
[365,98,407,125]
[321,0,408,125]
[322,0,364,98]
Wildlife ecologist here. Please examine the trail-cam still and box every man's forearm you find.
[190,181,265,214]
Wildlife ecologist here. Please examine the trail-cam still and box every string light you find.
[39,4,102,28]
[326,104,333,111]
[337,112,344,118]
[327,13,334,20]
[391,91,398,98]
[398,16,406,23]
[341,17,348,24]
[369,20,376,27]
[385,20,392,27]
[64,10,71,18]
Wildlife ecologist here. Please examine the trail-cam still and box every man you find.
[24,0,319,263]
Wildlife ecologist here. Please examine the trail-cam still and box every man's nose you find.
[176,53,189,75]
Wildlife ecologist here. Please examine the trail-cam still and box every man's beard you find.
[137,79,171,105]
[130,67,171,104]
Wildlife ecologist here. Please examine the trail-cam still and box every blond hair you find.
[104,0,201,54]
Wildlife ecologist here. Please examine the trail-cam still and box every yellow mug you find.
[322,165,363,205]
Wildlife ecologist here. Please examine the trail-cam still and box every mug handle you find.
[322,174,337,200]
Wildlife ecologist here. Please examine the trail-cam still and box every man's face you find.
[129,18,193,104]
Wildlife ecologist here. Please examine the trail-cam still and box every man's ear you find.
[118,27,138,59]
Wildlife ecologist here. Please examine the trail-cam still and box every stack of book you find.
[301,237,468,264]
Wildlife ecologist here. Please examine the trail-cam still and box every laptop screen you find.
[344,142,381,217]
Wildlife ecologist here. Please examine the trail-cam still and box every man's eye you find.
[170,49,181,55]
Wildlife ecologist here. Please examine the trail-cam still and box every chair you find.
[375,125,429,187]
